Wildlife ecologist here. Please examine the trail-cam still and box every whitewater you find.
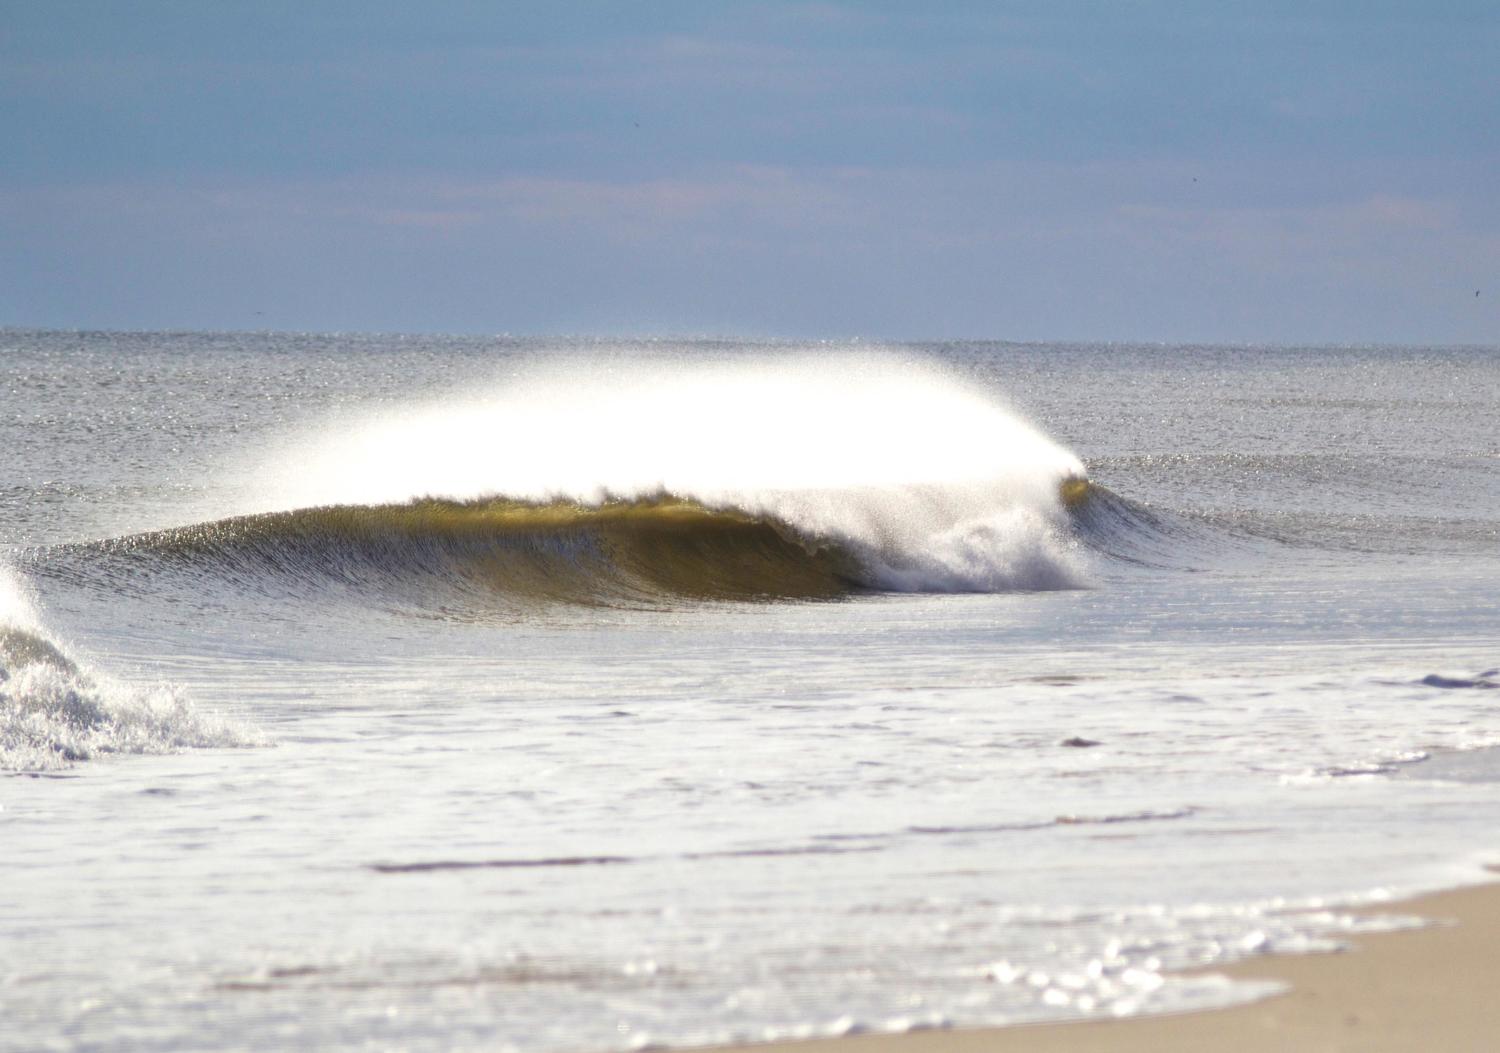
[3,331,1499,1052]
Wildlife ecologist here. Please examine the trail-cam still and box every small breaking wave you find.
[0,566,259,771]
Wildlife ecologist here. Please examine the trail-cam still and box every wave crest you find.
[31,355,1117,609]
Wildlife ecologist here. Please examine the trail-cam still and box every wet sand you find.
[713,877,1500,1053]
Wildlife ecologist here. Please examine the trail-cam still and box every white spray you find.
[247,351,1089,592]
[1,564,257,770]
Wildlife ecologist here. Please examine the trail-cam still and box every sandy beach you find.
[716,877,1500,1053]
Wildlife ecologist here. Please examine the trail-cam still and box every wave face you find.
[50,353,1094,606]
[57,488,1086,610]
[80,497,860,605]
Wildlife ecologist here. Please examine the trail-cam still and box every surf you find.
[42,485,1089,610]
[28,351,1098,607]
[0,564,256,770]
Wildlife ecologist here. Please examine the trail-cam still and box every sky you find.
[2,1,1498,342]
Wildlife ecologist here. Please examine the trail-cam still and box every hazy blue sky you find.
[3,2,1497,341]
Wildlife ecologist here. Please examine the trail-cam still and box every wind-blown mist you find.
[232,353,1091,594]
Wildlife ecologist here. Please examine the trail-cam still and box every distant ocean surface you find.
[3,331,1498,1052]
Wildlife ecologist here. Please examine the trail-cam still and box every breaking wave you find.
[49,487,1087,607]
[26,353,1127,608]
[15,353,1220,611]
[0,566,258,771]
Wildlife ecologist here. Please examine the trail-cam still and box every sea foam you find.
[0,566,258,771]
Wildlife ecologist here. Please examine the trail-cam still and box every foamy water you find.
[3,332,1499,1052]
[1,566,257,771]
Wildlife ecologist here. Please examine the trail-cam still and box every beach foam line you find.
[700,874,1500,1053]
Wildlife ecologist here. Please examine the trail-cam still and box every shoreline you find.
[708,874,1500,1053]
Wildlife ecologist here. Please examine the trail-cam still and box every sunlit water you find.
[3,332,1499,1052]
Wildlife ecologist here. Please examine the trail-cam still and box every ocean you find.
[2,330,1498,1052]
